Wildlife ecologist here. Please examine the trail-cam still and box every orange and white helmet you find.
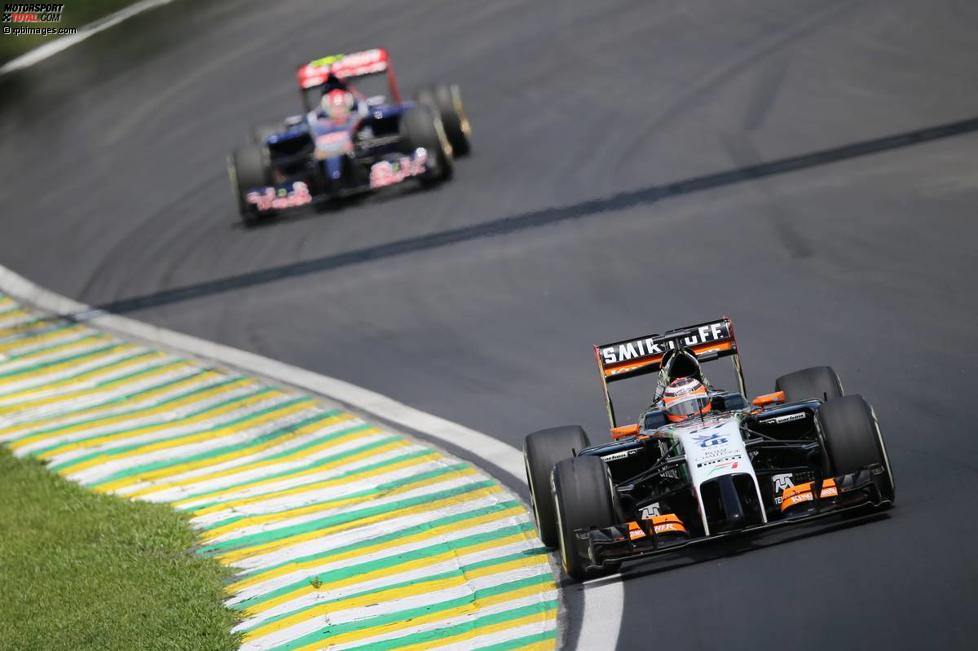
[662,377,712,422]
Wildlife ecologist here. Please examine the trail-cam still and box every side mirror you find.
[751,391,785,407]
[611,424,640,440]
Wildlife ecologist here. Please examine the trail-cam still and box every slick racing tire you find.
[776,366,844,403]
[818,395,895,503]
[523,426,590,548]
[552,455,620,581]
[416,84,471,157]
[229,144,271,226]
[399,104,453,185]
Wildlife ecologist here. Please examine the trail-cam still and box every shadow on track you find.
[87,115,978,315]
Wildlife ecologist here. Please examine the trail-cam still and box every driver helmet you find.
[321,88,356,119]
[662,377,712,422]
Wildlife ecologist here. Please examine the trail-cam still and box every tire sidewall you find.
[523,426,588,547]
[229,145,272,224]
[552,456,619,580]
[400,105,453,182]
[818,395,895,501]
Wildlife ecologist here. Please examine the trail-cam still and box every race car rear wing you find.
[296,48,401,109]
[594,317,747,427]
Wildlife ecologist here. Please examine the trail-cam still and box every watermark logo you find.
[2,2,75,36]
[2,3,64,23]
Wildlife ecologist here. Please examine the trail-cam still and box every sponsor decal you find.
[628,522,647,540]
[309,49,384,70]
[369,149,428,188]
[779,481,819,512]
[601,449,636,462]
[651,514,687,535]
[654,522,684,535]
[707,460,740,476]
[772,473,794,504]
[781,490,814,511]
[693,432,728,448]
[695,453,742,469]
[300,49,388,87]
[819,478,838,498]
[599,320,730,366]
[772,473,794,492]
[760,412,806,425]
[246,181,312,211]
[639,503,661,519]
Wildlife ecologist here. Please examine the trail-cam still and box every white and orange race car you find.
[523,318,895,580]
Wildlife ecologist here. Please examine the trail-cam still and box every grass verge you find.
[0,447,239,651]
[0,0,149,65]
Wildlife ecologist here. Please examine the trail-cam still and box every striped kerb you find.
[0,294,559,650]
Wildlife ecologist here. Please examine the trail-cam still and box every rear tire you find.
[776,366,844,403]
[818,395,895,502]
[552,455,620,581]
[523,426,590,548]
[399,104,453,185]
[417,84,471,156]
[229,144,271,226]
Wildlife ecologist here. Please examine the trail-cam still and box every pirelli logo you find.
[598,320,731,367]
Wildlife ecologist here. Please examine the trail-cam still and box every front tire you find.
[229,144,271,226]
[399,104,453,185]
[417,84,471,157]
[776,366,844,403]
[523,426,589,548]
[818,395,895,502]
[552,455,620,581]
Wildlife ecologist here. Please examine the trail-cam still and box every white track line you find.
[0,0,175,76]
[0,263,624,650]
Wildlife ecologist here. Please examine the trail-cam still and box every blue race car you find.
[228,48,471,225]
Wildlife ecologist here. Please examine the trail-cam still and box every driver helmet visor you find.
[664,394,712,421]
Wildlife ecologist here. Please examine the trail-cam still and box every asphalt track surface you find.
[1,0,977,648]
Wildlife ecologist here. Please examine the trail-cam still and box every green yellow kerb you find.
[0,293,558,650]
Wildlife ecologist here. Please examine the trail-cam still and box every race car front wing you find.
[576,468,893,573]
